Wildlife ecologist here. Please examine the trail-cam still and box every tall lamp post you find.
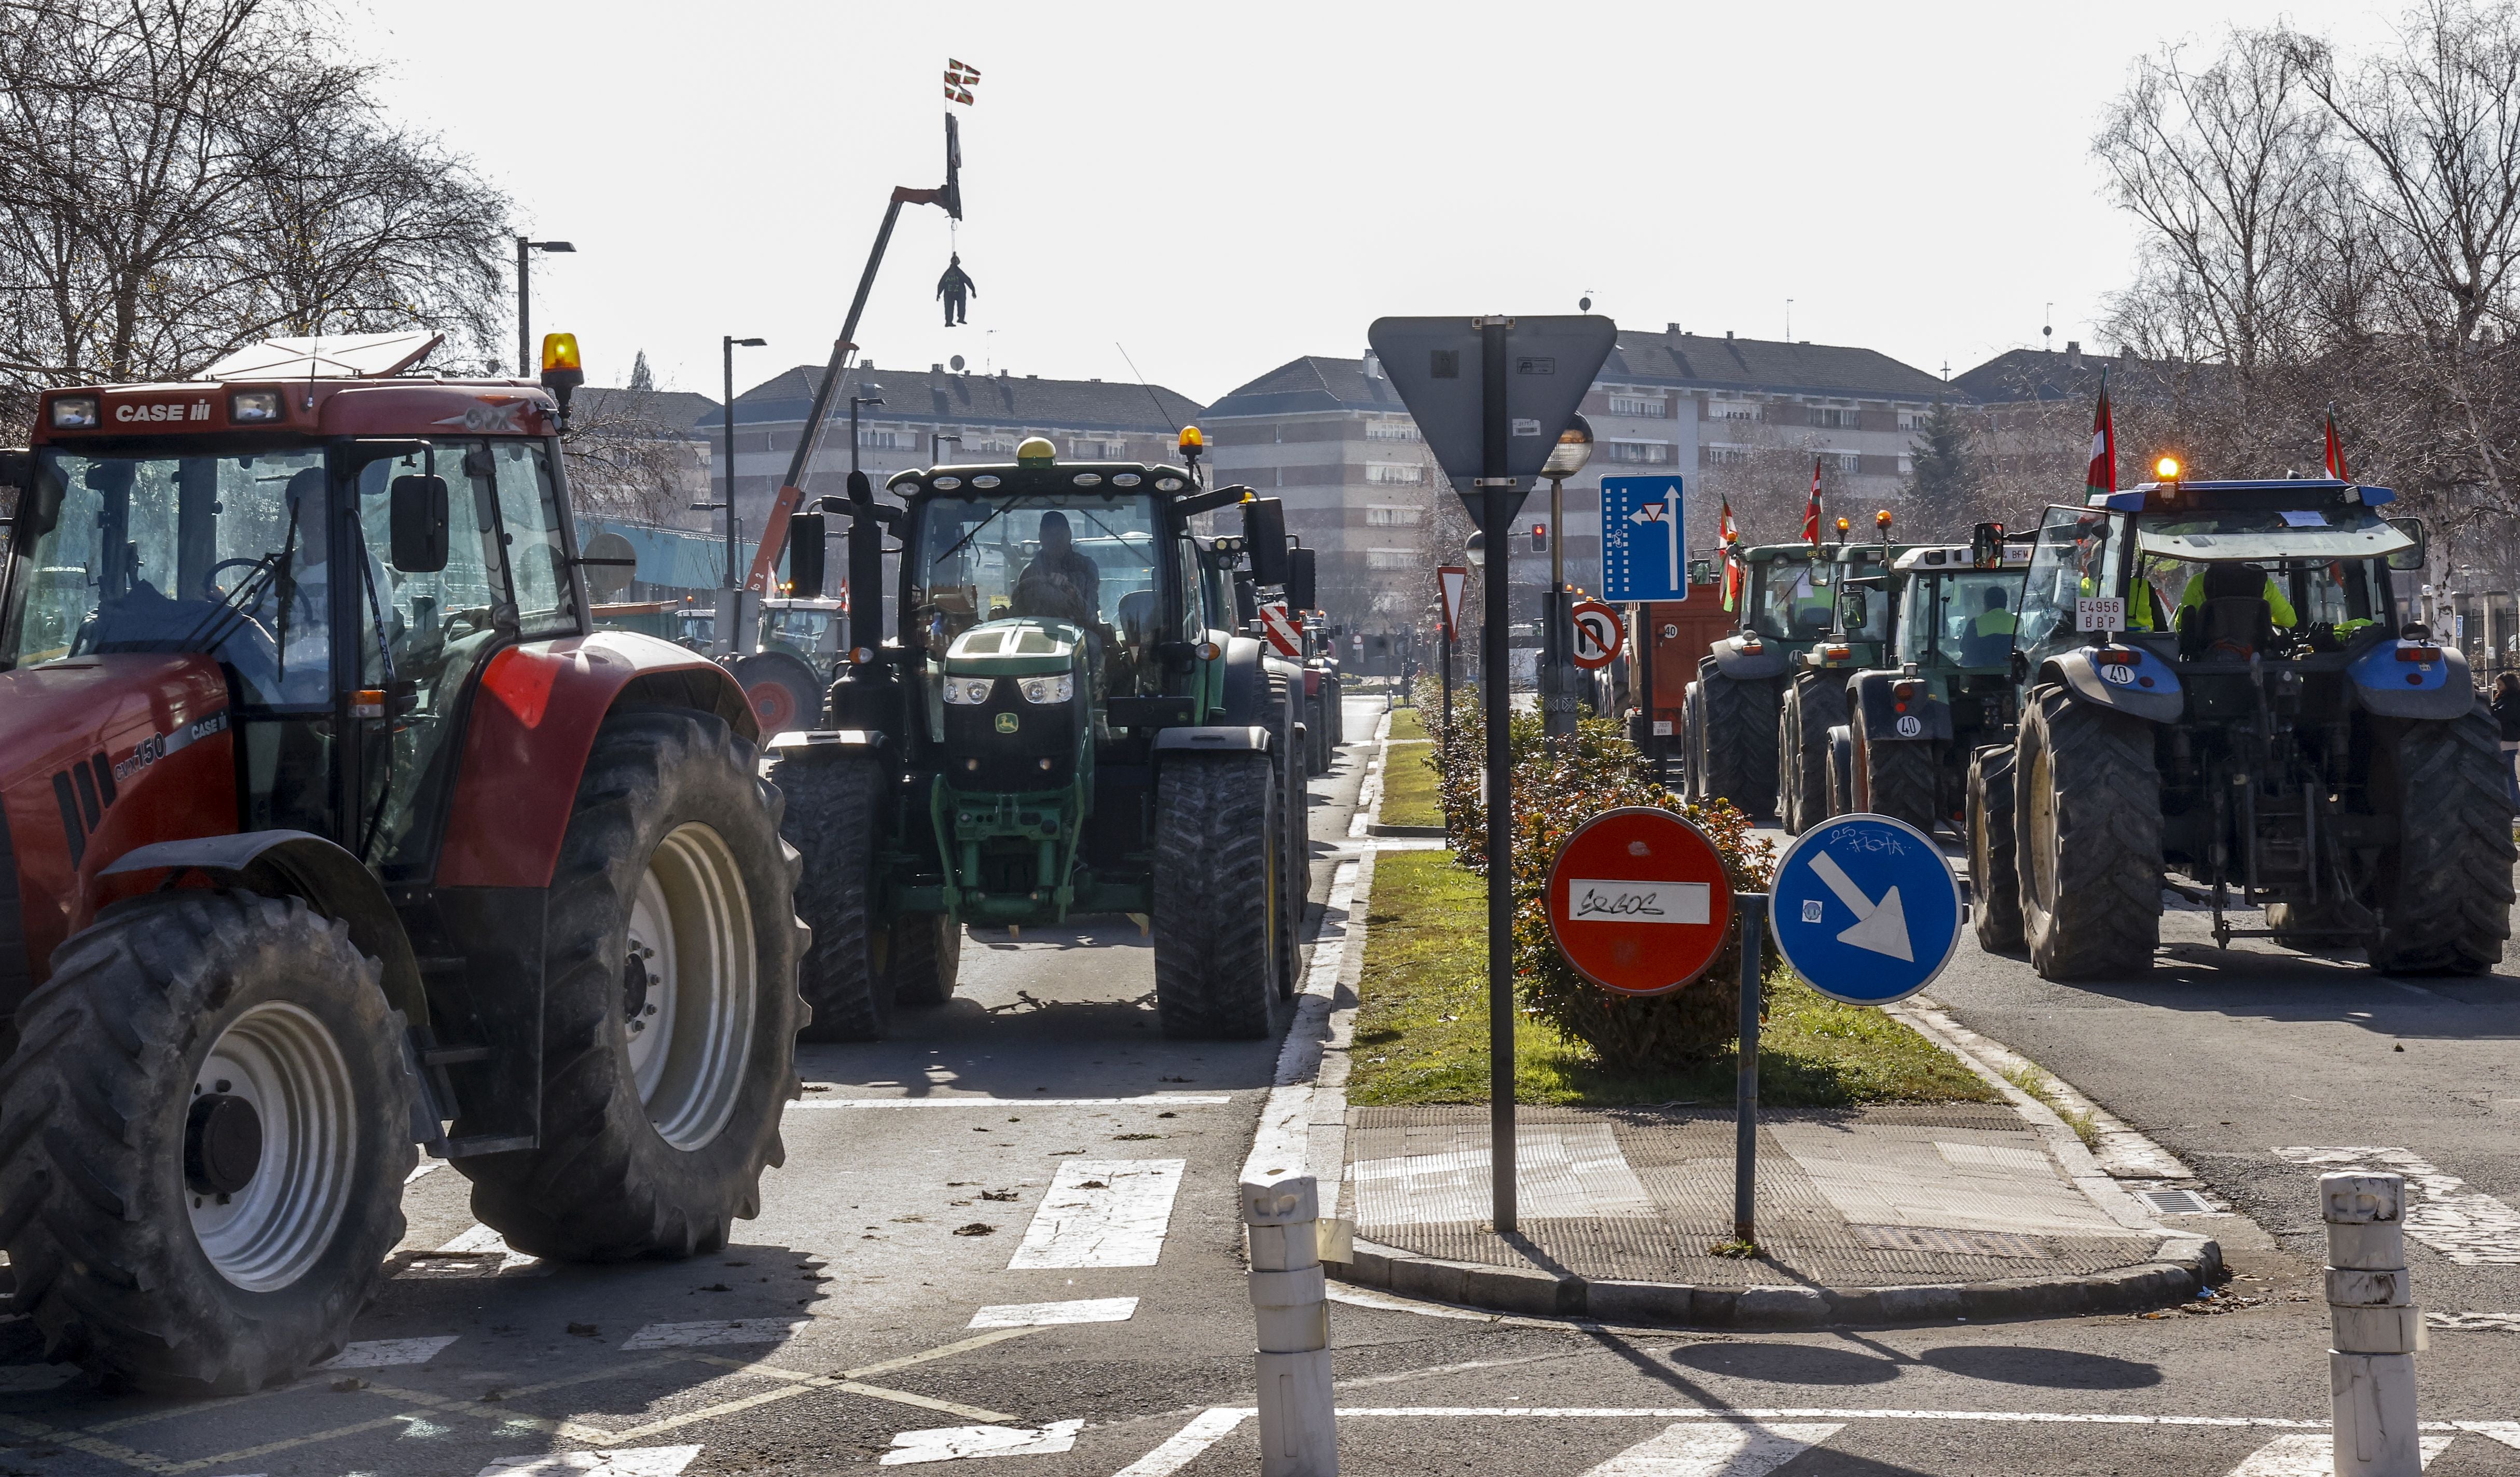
[849,385,886,475]
[515,237,576,376]
[720,335,767,657]
[1538,415,1592,739]
[1459,530,1485,743]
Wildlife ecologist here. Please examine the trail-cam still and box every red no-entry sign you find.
[1544,807,1733,996]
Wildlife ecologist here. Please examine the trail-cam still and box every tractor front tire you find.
[888,915,963,1009]
[1968,746,2025,953]
[768,751,892,1041]
[1778,675,1846,834]
[1699,673,1780,818]
[2016,687,2161,980]
[1852,711,1940,833]
[1153,754,1280,1039]
[463,709,804,1262]
[2368,710,2514,975]
[0,892,415,1394]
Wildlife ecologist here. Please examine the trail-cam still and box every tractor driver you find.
[2119,560,2297,633]
[1013,510,1102,629]
[249,468,395,703]
[1974,586,2017,638]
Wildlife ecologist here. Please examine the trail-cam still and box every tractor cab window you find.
[1903,570,2022,668]
[910,492,1166,693]
[2015,506,2128,666]
[486,440,576,637]
[1748,558,1831,640]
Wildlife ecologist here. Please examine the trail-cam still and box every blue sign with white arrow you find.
[1599,475,1689,602]
[1768,815,1963,1005]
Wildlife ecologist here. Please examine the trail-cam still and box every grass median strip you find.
[1376,709,1442,828]
[1347,849,1996,1109]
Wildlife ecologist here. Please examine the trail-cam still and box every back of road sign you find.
[1600,475,1689,602]
[1366,316,1618,518]
[1768,813,1962,1004]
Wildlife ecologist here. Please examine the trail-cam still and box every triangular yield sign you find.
[1437,566,1468,640]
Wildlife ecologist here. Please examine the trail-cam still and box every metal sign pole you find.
[1734,892,1768,1244]
[1480,320,1517,1235]
[1638,603,1657,776]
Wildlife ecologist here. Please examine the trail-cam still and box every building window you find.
[964,434,1018,453]
[1071,438,1125,459]
[1704,445,1751,466]
[1812,408,1861,429]
[1711,399,1760,422]
[1826,451,1861,473]
[1608,394,1667,418]
[1365,505,1423,527]
[1897,454,1914,475]
[1365,462,1426,485]
[1366,548,1414,570]
[1602,440,1673,464]
[1897,409,1930,431]
[858,429,904,450]
[1364,420,1422,441]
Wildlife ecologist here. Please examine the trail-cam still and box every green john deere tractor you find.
[1678,543,1825,817]
[1775,535,1915,834]
[764,436,1313,1040]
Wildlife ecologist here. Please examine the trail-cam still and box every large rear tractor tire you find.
[2367,709,2514,975]
[1778,675,1847,834]
[1852,711,1940,833]
[732,651,825,738]
[1699,672,1780,818]
[0,892,415,1394]
[767,751,892,1041]
[2016,687,2161,980]
[887,915,963,1009]
[463,710,804,1261]
[1153,754,1281,1039]
[1968,746,2025,953]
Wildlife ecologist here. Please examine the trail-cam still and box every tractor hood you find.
[942,618,1086,677]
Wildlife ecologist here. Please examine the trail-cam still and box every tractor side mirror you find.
[389,474,450,572]
[1837,589,1869,629]
[1287,546,1317,611]
[2386,517,2427,572]
[1242,498,1290,587]
[1971,520,2005,568]
[788,512,827,600]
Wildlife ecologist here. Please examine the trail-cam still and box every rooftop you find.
[729,364,1201,433]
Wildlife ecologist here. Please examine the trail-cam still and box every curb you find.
[1327,1237,2222,1331]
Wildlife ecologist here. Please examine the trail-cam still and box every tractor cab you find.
[1678,543,1825,818]
[1775,535,1920,833]
[758,596,846,663]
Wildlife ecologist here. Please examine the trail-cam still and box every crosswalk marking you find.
[2275,1147,2520,1264]
[1580,1422,1843,1476]
[399,1223,548,1278]
[621,1319,808,1351]
[2225,1432,2453,1474]
[313,1335,459,1369]
[880,1419,1084,1465]
[1110,1408,1254,1476]
[473,1446,703,1475]
[1007,1158,1185,1270]
[968,1297,1139,1329]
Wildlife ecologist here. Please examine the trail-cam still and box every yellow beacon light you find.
[1876,509,1893,528]
[1835,516,1851,534]
[1178,424,1204,456]
[540,333,582,375]
[1016,436,1057,468]
[2156,455,2182,481]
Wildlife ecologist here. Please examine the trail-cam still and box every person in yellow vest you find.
[2104,562,2296,632]
[1972,586,2017,638]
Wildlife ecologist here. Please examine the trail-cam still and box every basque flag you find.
[2086,371,2115,499]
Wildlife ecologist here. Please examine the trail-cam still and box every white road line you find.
[621,1318,808,1351]
[2431,1311,2520,1332]
[405,1159,445,1184]
[968,1297,1138,1329]
[881,1419,1084,1465]
[473,1447,703,1475]
[791,1095,1229,1108]
[1007,1158,1185,1270]
[1325,1409,2509,1429]
[312,1335,459,1369]
[403,1222,547,1277]
[1580,1421,1842,1476]
[1109,1407,1254,1476]
[2224,1433,2453,1474]
[2275,1148,2520,1263]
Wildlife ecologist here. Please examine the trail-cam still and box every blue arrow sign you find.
[1768,815,1963,1005]
[1599,475,1689,602]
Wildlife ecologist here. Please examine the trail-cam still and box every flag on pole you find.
[2086,371,2116,500]
[944,59,981,104]
[1718,498,1738,546]
[1723,548,1742,611]
[2324,404,2350,481]
[1801,458,1823,545]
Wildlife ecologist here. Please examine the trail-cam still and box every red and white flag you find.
[1801,458,1823,545]
[2324,405,2350,481]
[1718,498,1738,545]
[2086,372,2116,499]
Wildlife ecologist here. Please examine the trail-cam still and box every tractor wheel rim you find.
[623,822,758,1151]
[188,1001,357,1293]
[752,682,797,731]
[2027,741,2058,906]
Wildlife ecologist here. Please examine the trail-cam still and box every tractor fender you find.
[766,729,889,757]
[1707,634,1791,681]
[2043,648,2181,724]
[2347,637,2475,719]
[1216,634,1273,726]
[436,632,754,888]
[1153,726,1272,756]
[101,831,428,1036]
[1849,669,1952,742]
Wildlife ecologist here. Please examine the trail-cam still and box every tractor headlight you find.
[943,677,995,705]
[1019,673,1074,705]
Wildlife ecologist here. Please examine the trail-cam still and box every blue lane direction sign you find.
[1768,814,1962,1005]
[1600,475,1689,602]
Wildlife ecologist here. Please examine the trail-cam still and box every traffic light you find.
[1531,522,1548,554]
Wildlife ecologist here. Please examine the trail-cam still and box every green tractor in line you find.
[765,437,1314,1039]
[1677,543,1827,817]
[1826,528,2032,836]
[1775,530,1915,834]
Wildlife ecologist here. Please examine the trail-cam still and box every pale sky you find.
[365,0,2406,409]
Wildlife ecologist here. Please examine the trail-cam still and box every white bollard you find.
[1244,1166,1337,1477]
[2323,1171,2425,1476]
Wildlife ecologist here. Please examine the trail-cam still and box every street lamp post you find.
[1538,416,1593,739]
[849,385,886,476]
[515,237,576,376]
[721,335,767,658]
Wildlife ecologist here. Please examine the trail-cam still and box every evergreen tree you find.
[1904,399,1977,508]
[628,349,654,391]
